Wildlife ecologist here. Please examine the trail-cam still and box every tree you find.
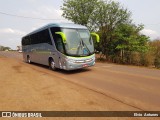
[114,24,150,64]
[61,0,151,67]
[0,46,4,51]
[92,0,131,59]
[62,0,132,53]
[61,0,98,28]
[0,46,11,51]
[150,40,160,68]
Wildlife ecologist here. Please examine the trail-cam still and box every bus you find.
[22,23,99,70]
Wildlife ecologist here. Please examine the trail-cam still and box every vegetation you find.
[0,45,11,51]
[61,0,160,68]
[149,40,160,68]
[62,0,98,29]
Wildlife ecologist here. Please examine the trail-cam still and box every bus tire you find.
[49,58,56,71]
[27,55,31,64]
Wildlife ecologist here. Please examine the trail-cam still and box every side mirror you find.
[55,32,67,44]
[91,33,100,43]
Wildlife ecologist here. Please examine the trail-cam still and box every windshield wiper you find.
[76,39,91,56]
[76,40,83,55]
[81,39,91,55]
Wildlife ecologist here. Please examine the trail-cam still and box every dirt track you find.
[0,51,160,119]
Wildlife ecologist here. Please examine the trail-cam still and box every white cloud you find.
[18,5,65,21]
[0,28,26,35]
[18,5,70,32]
[0,28,26,49]
[0,4,70,49]
[140,28,160,40]
[0,1,67,49]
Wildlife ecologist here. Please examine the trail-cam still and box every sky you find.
[0,0,160,49]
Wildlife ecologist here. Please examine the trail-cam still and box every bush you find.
[154,57,160,68]
[140,52,155,67]
[130,52,141,66]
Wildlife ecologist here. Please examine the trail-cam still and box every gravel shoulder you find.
[0,53,158,120]
[0,56,139,111]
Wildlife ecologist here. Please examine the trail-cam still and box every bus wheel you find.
[27,56,31,64]
[49,59,56,70]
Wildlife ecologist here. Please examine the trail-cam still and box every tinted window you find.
[22,37,25,46]
[26,36,31,45]
[56,36,65,53]
[39,29,52,44]
[51,27,65,53]
[29,29,52,45]
[30,34,37,44]
[22,36,30,46]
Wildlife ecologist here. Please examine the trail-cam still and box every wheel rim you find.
[51,60,55,69]
[28,59,31,63]
[27,57,31,63]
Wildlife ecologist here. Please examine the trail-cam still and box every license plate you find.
[82,64,88,67]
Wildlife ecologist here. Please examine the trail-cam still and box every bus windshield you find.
[62,28,94,57]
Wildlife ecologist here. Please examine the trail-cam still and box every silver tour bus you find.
[22,23,99,70]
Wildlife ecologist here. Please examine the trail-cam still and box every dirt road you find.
[0,51,160,119]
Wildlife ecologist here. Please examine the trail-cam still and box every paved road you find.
[1,51,160,111]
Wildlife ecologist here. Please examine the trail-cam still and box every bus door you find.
[50,27,65,69]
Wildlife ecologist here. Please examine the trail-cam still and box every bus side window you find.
[44,29,52,45]
[55,35,64,54]
[38,30,52,45]
[50,27,65,54]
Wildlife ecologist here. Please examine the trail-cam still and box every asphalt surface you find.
[0,51,160,111]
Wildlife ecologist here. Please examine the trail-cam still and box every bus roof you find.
[23,23,88,37]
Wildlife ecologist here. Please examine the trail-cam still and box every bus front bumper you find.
[63,60,95,70]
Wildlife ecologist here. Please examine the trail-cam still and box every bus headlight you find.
[65,58,76,63]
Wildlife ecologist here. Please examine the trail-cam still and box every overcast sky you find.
[0,0,160,49]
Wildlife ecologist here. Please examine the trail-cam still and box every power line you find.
[0,11,65,21]
[1,11,159,26]
[145,23,160,26]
